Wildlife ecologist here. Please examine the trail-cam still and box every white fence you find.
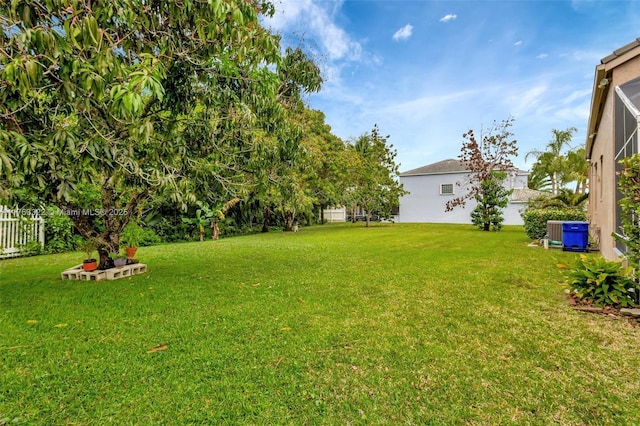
[0,206,45,258]
[322,207,347,222]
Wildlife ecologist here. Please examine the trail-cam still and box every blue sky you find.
[263,0,640,172]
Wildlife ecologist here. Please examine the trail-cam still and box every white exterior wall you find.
[509,173,529,189]
[503,202,528,225]
[397,172,527,225]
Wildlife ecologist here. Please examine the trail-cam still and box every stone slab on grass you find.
[620,308,640,317]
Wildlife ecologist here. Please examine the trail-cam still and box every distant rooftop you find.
[511,188,545,203]
[400,158,527,177]
[400,159,467,176]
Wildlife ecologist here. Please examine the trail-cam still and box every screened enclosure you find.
[614,76,640,253]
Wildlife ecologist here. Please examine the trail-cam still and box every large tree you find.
[249,47,322,232]
[0,0,284,266]
[300,110,351,223]
[348,125,406,228]
[446,117,519,214]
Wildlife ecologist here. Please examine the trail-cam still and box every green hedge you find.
[521,208,587,240]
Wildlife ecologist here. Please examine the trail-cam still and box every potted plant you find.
[110,251,128,268]
[80,238,98,272]
[121,222,143,259]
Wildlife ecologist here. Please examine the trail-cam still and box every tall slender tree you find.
[348,125,407,228]
[446,117,519,213]
[470,171,513,231]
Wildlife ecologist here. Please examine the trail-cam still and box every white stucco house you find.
[397,159,538,225]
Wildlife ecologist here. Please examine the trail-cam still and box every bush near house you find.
[562,254,637,308]
[521,207,586,240]
[617,154,640,271]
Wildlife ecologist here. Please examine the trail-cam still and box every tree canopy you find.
[1,1,412,260]
[0,0,287,265]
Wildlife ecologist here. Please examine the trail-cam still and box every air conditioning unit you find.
[547,220,564,242]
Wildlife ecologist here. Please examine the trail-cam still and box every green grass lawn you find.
[2,223,640,425]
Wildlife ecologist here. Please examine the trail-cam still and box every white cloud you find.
[514,40,523,46]
[536,53,549,59]
[263,0,362,61]
[570,0,598,13]
[373,87,490,118]
[393,24,414,41]
[559,49,604,63]
[504,83,549,116]
[439,14,457,23]
[562,89,592,105]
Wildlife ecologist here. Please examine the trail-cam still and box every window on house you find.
[440,183,454,195]
[614,77,640,254]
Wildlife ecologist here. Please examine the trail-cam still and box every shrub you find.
[43,206,81,253]
[563,254,637,308]
[17,240,44,257]
[138,227,161,246]
[521,208,586,240]
[616,154,640,270]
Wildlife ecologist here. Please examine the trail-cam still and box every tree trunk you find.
[212,220,220,241]
[284,211,294,232]
[365,213,371,228]
[262,207,270,233]
[97,247,115,270]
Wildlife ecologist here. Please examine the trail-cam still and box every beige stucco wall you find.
[611,58,640,86]
[588,89,616,259]
[588,53,640,260]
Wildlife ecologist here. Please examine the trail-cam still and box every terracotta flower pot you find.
[125,247,138,259]
[83,260,98,272]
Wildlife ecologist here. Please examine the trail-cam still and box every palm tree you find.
[540,188,588,210]
[565,147,589,194]
[527,162,553,192]
[525,127,577,195]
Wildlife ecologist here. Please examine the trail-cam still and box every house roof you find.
[400,158,527,177]
[511,188,545,203]
[586,38,640,159]
[601,38,640,65]
[400,159,467,176]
